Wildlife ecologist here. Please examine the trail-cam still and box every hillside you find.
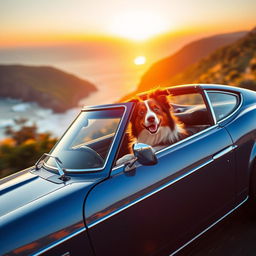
[0,65,97,112]
[137,31,247,92]
[163,28,256,90]
[119,31,247,102]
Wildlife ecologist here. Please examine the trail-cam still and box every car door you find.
[84,124,236,256]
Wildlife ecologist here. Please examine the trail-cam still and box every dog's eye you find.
[139,110,144,116]
[154,107,159,112]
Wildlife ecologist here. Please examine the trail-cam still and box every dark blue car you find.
[1,84,256,256]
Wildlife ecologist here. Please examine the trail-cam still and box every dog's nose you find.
[147,116,155,123]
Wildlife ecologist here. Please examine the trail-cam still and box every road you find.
[177,200,256,256]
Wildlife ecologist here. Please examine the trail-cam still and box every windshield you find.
[45,107,125,171]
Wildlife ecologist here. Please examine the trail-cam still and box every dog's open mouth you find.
[146,124,159,134]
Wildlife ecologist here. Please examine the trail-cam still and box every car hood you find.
[0,168,64,217]
[0,168,104,256]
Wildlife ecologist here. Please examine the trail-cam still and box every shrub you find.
[0,124,57,178]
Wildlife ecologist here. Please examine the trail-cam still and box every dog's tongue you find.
[148,124,157,133]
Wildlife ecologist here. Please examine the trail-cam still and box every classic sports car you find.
[1,84,256,256]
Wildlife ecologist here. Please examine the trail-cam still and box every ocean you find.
[0,52,147,139]
[0,34,195,139]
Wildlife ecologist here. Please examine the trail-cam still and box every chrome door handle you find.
[213,145,237,160]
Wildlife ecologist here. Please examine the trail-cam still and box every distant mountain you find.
[137,31,247,91]
[162,28,256,90]
[0,65,97,112]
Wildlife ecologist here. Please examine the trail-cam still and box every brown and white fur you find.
[116,89,187,165]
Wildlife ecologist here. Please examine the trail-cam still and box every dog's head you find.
[129,89,177,138]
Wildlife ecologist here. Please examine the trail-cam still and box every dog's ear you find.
[126,97,140,104]
[157,95,171,111]
[139,94,148,101]
[149,88,172,109]
[151,90,177,129]
[149,88,170,108]
[150,87,170,98]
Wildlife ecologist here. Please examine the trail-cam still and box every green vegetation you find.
[0,120,57,178]
[162,28,256,90]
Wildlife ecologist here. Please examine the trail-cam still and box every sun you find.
[134,56,146,65]
[109,11,168,41]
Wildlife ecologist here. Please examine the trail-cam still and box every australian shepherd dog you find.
[116,89,188,165]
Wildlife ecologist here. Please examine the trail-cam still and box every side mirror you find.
[133,143,158,166]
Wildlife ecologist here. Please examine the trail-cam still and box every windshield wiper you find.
[35,153,70,181]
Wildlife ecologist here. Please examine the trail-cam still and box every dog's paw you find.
[116,154,135,166]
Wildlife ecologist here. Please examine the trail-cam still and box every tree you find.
[0,123,57,178]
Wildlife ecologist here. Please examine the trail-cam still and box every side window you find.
[171,93,204,106]
[207,92,239,122]
[171,93,211,126]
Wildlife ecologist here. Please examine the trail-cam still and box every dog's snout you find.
[147,116,155,123]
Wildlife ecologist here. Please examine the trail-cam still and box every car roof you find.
[82,84,253,110]
[82,103,130,111]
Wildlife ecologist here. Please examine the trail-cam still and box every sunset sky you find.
[1,0,255,47]
[0,0,255,140]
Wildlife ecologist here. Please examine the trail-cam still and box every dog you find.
[116,89,188,165]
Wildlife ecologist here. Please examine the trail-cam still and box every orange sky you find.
[0,0,255,47]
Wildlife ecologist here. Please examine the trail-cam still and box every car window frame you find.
[44,104,128,173]
[157,89,242,155]
[204,90,243,124]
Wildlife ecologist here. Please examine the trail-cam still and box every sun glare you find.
[134,56,146,65]
[109,11,168,41]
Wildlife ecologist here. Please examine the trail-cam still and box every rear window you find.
[207,92,239,122]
